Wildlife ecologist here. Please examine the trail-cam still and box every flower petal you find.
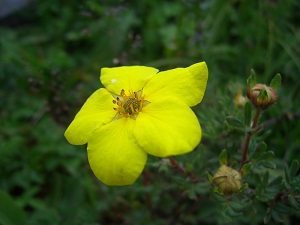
[65,88,116,145]
[100,66,159,94]
[143,62,208,106]
[133,98,201,157]
[87,118,147,186]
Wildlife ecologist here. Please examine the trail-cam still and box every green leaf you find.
[241,162,251,176]
[257,142,268,152]
[219,149,227,166]
[284,181,291,192]
[262,171,269,187]
[0,189,27,225]
[255,184,263,198]
[284,163,291,185]
[214,187,224,195]
[254,174,262,184]
[264,208,271,224]
[244,102,252,126]
[225,116,245,129]
[271,209,284,223]
[247,69,257,89]
[246,125,264,134]
[261,151,275,160]
[194,182,210,194]
[260,160,276,169]
[288,195,300,211]
[206,172,213,182]
[274,202,291,214]
[226,206,243,217]
[269,176,283,187]
[240,183,249,192]
[270,73,281,90]
[290,160,299,178]
[252,142,268,160]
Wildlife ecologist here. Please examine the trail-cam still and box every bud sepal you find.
[212,165,243,195]
[246,72,280,110]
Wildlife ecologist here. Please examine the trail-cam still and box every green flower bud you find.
[212,165,242,194]
[247,84,278,110]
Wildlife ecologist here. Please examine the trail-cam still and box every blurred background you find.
[0,0,300,224]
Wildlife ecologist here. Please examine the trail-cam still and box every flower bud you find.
[212,165,242,194]
[247,84,278,110]
[234,89,247,107]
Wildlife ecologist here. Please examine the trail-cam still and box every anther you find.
[112,89,145,118]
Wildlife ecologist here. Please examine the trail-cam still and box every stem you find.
[240,109,262,170]
[168,157,201,183]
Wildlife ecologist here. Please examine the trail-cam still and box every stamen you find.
[112,89,146,119]
[121,89,125,96]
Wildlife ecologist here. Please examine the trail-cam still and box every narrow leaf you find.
[264,208,271,224]
[261,151,275,160]
[290,160,299,178]
[241,162,252,176]
[254,174,262,184]
[284,182,291,192]
[219,149,227,166]
[270,73,281,90]
[247,69,257,89]
[288,195,300,211]
[269,176,283,187]
[206,172,213,182]
[262,171,269,187]
[225,116,245,129]
[252,142,268,160]
[214,187,224,195]
[257,142,268,152]
[260,160,276,169]
[284,163,291,185]
[226,206,243,217]
[240,183,249,192]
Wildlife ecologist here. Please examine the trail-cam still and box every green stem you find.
[240,109,262,170]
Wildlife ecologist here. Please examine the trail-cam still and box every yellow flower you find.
[65,62,208,186]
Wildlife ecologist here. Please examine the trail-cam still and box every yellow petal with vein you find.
[143,62,208,106]
[87,118,147,186]
[100,66,158,95]
[134,97,201,157]
[64,88,116,145]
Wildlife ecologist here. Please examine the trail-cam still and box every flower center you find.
[112,89,147,119]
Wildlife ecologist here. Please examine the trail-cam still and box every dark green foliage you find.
[1,0,300,224]
[0,189,27,225]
